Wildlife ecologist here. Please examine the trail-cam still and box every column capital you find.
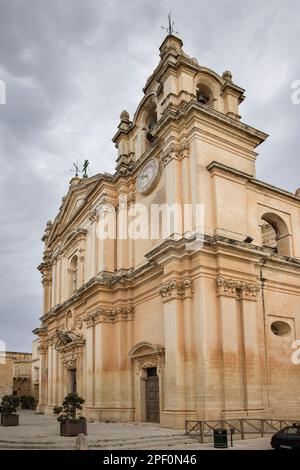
[158,277,193,302]
[216,276,259,301]
[161,139,190,167]
[84,305,134,326]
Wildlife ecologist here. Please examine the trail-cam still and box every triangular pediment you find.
[59,182,92,227]
[62,192,85,224]
[48,177,98,244]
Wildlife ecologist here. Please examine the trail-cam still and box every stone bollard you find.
[76,433,88,450]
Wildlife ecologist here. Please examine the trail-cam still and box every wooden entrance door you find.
[146,367,160,423]
[70,369,77,393]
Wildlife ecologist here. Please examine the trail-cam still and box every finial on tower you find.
[161,11,178,36]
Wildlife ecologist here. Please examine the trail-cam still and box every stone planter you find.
[1,414,19,426]
[60,418,87,437]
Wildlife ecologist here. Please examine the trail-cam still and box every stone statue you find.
[71,159,89,178]
[82,159,89,179]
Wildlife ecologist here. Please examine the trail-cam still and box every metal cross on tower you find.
[161,11,178,36]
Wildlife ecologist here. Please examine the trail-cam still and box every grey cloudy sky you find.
[0,0,299,352]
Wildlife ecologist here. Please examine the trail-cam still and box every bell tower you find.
[113,32,268,242]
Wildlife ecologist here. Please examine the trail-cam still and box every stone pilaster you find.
[218,293,244,412]
[37,342,48,413]
[159,277,193,428]
[240,297,264,411]
[51,345,58,405]
[58,356,65,403]
[83,304,134,417]
[96,195,116,272]
[46,340,53,406]
[89,208,99,276]
[84,321,95,408]
[116,193,135,271]
[216,276,261,416]
[39,263,52,313]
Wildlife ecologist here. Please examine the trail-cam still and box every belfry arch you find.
[261,212,292,256]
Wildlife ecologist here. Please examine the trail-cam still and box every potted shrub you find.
[20,395,37,410]
[0,395,21,426]
[53,393,87,437]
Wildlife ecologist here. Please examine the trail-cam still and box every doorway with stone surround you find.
[70,368,77,394]
[128,342,164,423]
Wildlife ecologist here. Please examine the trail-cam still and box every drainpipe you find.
[259,253,273,409]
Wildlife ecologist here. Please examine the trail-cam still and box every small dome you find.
[295,188,300,197]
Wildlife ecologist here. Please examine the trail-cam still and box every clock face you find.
[137,159,160,194]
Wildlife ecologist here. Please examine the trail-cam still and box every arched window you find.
[69,255,78,294]
[145,103,157,143]
[260,213,291,256]
[260,221,277,251]
[196,83,214,107]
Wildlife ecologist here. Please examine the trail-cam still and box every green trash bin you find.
[213,429,228,448]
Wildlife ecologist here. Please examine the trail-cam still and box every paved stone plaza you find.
[0,411,273,450]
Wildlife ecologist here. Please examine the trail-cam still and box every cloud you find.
[0,0,299,350]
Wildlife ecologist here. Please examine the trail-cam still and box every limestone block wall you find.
[263,272,300,418]
[0,361,13,398]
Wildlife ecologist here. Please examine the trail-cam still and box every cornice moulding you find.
[207,161,300,204]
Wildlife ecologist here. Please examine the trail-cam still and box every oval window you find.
[271,321,291,337]
[66,310,74,331]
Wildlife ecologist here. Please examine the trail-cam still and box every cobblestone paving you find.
[0,410,273,450]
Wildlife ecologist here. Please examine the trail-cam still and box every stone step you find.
[0,438,76,450]
[91,436,198,450]
[0,432,183,446]
[90,432,184,446]
[0,443,74,450]
[0,434,198,450]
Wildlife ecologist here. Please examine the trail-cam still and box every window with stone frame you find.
[69,255,78,294]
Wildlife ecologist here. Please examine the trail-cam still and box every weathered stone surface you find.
[76,433,88,451]
[33,33,300,429]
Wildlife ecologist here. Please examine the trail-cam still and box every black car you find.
[271,425,300,450]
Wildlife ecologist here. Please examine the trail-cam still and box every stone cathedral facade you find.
[34,34,300,429]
